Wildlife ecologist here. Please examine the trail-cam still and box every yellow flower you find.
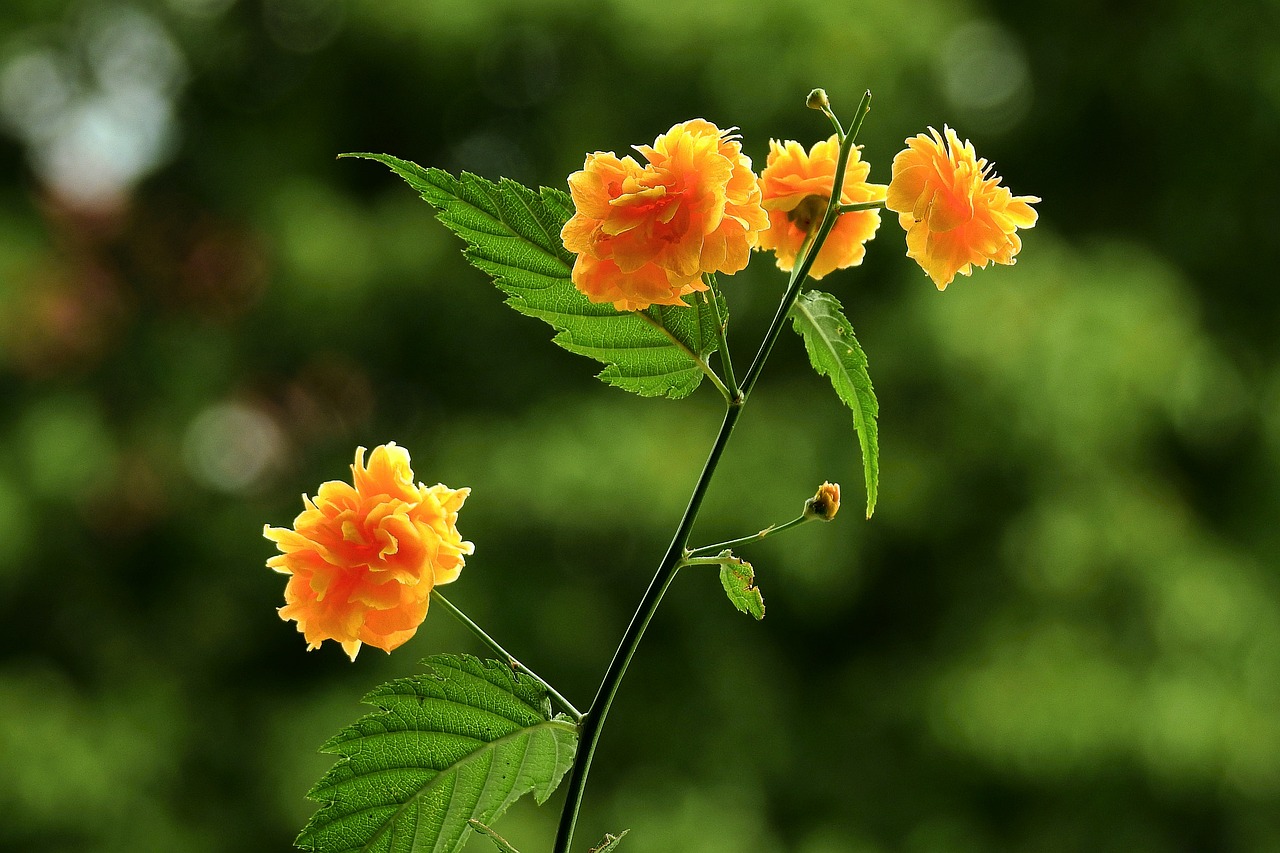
[561,119,769,311]
[804,481,841,521]
[758,136,886,279]
[886,126,1039,289]
[264,443,472,660]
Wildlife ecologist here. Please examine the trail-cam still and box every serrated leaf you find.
[297,654,579,853]
[343,153,723,399]
[790,290,879,518]
[714,550,765,620]
[589,830,630,852]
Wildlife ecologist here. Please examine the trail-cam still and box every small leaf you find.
[342,153,723,399]
[714,550,765,620]
[468,820,521,853]
[790,290,879,518]
[589,830,630,852]
[297,654,578,853]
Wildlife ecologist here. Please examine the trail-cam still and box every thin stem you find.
[699,359,733,402]
[553,404,743,853]
[701,278,740,401]
[551,178,835,846]
[467,820,520,853]
[818,101,846,140]
[677,556,732,568]
[685,515,811,558]
[741,90,872,399]
[431,590,583,722]
[838,200,886,214]
[844,89,873,146]
[635,310,731,402]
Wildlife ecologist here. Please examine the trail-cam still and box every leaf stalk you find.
[432,590,583,722]
[685,514,811,559]
[700,278,740,401]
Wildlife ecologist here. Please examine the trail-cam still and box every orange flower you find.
[886,126,1039,289]
[561,119,769,311]
[757,136,887,279]
[264,443,472,660]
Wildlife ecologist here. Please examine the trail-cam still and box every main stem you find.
[552,401,741,853]
[553,91,872,852]
[551,251,814,849]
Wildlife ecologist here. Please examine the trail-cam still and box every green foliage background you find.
[1,1,1277,851]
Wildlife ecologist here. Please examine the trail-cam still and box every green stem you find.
[699,359,732,402]
[701,277,740,401]
[431,589,583,722]
[818,99,846,139]
[838,200,886,214]
[553,90,874,853]
[635,309,731,402]
[677,556,734,569]
[685,514,811,558]
[552,402,742,853]
[741,89,871,398]
[467,820,521,853]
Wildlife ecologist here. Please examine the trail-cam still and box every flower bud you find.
[804,481,841,521]
[806,88,830,111]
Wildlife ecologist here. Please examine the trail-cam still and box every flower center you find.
[787,195,828,234]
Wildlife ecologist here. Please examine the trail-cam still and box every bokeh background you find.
[3,0,1278,851]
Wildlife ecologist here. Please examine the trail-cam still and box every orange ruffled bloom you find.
[264,443,473,660]
[886,126,1039,289]
[561,119,769,311]
[757,136,887,279]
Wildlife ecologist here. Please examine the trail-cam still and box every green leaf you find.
[790,290,879,518]
[589,830,630,852]
[297,654,579,853]
[714,550,765,620]
[342,153,723,399]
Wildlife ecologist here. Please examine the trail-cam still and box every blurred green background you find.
[2,0,1278,851]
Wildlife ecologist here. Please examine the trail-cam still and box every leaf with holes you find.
[790,289,879,518]
[296,655,578,853]
[712,550,765,620]
[342,153,724,399]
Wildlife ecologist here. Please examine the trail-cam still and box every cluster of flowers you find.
[266,118,1037,659]
[564,120,1038,308]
